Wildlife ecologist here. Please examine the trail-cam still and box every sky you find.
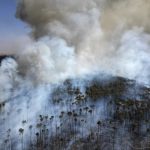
[0,0,27,36]
[0,0,29,53]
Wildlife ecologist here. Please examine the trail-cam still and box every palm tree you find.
[35,132,39,150]
[7,129,11,150]
[29,125,33,147]
[4,139,9,150]
[67,111,72,132]
[19,128,24,150]
[22,120,27,125]
[84,106,89,115]
[36,123,43,148]
[97,121,101,141]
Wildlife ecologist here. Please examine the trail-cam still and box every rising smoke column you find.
[15,0,150,84]
[15,0,103,83]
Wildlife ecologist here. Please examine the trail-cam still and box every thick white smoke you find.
[17,37,76,83]
[14,0,150,84]
[0,58,18,102]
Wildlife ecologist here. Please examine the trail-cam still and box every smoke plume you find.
[15,0,150,84]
